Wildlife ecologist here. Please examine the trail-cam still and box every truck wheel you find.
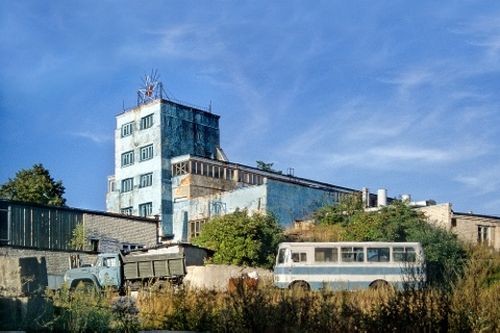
[73,280,98,293]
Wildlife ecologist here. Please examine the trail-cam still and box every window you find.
[140,114,154,129]
[121,178,134,192]
[173,162,189,176]
[367,247,390,262]
[139,172,153,187]
[451,218,457,228]
[122,243,144,251]
[478,225,492,245]
[277,248,286,264]
[393,247,416,262]
[121,207,133,215]
[291,252,307,263]
[90,239,99,252]
[121,151,134,167]
[140,144,154,161]
[189,219,207,240]
[121,122,134,137]
[341,247,364,262]
[103,257,119,267]
[108,179,115,192]
[139,202,153,217]
[315,247,338,262]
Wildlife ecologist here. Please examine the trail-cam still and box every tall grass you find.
[0,247,498,332]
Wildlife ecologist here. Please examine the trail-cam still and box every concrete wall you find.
[0,247,97,292]
[83,213,157,252]
[160,102,220,159]
[108,102,163,219]
[453,214,499,250]
[417,203,453,230]
[184,264,272,291]
[417,203,499,250]
[266,179,340,228]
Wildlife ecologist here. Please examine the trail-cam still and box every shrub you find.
[193,210,284,268]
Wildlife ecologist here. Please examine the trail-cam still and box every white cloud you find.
[72,131,112,144]
[455,165,500,194]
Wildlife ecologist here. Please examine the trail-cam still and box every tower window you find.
[140,114,154,129]
[140,172,153,187]
[121,122,134,137]
[139,202,153,217]
[121,151,134,167]
[140,144,154,161]
[121,178,134,192]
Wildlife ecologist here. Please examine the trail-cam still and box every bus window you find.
[393,247,416,262]
[292,252,307,263]
[367,248,390,262]
[341,247,364,262]
[277,248,286,264]
[315,247,338,262]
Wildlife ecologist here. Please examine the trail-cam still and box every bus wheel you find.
[290,281,310,292]
[369,280,390,290]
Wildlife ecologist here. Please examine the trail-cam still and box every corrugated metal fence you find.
[0,200,82,250]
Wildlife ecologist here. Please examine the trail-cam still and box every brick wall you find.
[83,213,158,252]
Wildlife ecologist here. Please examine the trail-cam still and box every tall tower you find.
[106,73,220,238]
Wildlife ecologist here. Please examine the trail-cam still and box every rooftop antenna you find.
[137,69,166,106]
[209,100,212,113]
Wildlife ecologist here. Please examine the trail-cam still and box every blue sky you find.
[1,1,500,215]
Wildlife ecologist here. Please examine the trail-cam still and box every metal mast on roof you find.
[137,69,167,106]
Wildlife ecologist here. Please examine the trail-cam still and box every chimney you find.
[361,187,370,208]
[377,189,387,207]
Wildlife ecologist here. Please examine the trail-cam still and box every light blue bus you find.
[273,242,425,291]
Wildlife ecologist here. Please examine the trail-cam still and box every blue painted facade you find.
[160,102,220,159]
[159,102,220,236]
[266,179,340,226]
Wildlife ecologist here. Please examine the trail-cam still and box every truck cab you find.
[64,253,122,290]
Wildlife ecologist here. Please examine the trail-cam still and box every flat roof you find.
[118,98,220,119]
[0,199,158,224]
[454,211,500,220]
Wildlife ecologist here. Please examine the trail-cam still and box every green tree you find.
[0,164,66,206]
[192,210,284,269]
[68,223,88,250]
[256,160,282,174]
[314,193,364,226]
[313,195,467,287]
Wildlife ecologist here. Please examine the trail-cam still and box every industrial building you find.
[106,75,368,240]
[417,202,499,250]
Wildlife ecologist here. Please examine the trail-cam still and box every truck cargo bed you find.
[121,252,185,280]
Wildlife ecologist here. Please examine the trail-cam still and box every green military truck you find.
[63,250,186,291]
